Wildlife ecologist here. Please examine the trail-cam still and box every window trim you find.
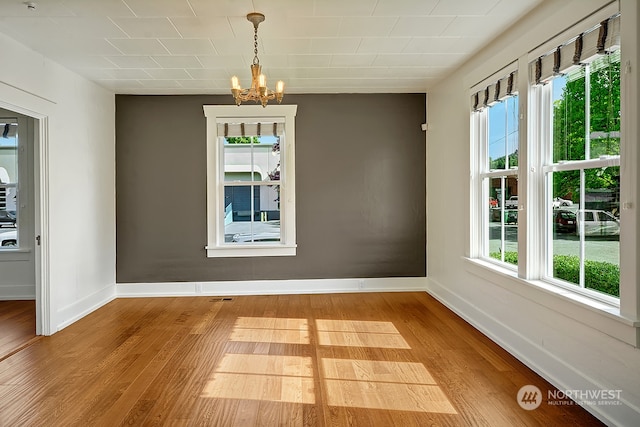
[203,104,297,258]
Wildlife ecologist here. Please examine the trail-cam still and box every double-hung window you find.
[532,13,621,299]
[203,105,297,258]
[471,68,519,267]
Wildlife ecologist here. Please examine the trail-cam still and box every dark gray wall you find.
[116,94,426,282]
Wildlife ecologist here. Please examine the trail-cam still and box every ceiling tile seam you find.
[107,16,133,40]
[103,52,123,68]
[167,17,184,39]
[185,0,197,18]
[121,1,138,19]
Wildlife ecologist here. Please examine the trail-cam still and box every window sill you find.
[0,248,32,262]
[206,244,296,258]
[464,257,639,347]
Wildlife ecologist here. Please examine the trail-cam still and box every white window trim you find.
[203,105,297,258]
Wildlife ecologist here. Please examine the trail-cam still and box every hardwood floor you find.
[0,293,604,426]
[0,300,37,362]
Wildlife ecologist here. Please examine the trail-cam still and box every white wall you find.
[426,0,640,425]
[0,32,116,333]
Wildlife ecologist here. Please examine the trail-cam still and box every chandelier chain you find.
[253,26,259,65]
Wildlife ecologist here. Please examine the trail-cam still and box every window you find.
[471,68,519,267]
[471,9,622,302]
[0,119,19,249]
[203,105,297,257]
[534,15,621,299]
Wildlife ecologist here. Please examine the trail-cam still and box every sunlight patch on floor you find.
[203,316,457,413]
[203,371,315,404]
[321,358,455,413]
[203,319,316,403]
[324,379,456,413]
[322,358,436,384]
[230,316,310,344]
[316,319,410,349]
[316,319,400,334]
[218,353,314,377]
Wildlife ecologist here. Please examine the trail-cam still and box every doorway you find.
[0,107,41,355]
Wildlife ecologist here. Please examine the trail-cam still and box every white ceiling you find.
[0,0,543,95]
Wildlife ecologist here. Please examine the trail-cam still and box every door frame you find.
[0,96,51,336]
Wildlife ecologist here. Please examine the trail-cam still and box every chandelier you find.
[231,12,284,107]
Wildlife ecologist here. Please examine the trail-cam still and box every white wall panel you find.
[0,32,116,333]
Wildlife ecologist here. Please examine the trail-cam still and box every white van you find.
[577,210,620,236]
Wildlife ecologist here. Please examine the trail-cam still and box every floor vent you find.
[210,297,234,302]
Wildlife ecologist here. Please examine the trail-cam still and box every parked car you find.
[504,195,518,209]
[577,210,620,236]
[0,230,17,247]
[554,209,577,233]
[0,210,16,227]
[553,197,573,208]
[490,207,518,224]
[232,232,281,243]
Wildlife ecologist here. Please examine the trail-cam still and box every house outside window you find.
[204,105,297,258]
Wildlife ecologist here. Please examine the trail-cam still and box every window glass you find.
[483,94,519,267]
[0,120,18,248]
[487,176,518,266]
[553,51,620,163]
[488,96,519,170]
[222,133,282,245]
[589,51,621,159]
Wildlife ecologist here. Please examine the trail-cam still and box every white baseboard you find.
[425,277,639,427]
[56,285,117,332]
[0,284,36,300]
[116,277,428,298]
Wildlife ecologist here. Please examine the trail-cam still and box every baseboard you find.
[116,277,428,298]
[56,285,117,332]
[0,284,36,300]
[425,277,639,427]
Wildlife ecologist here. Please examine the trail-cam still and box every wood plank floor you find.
[0,300,37,362]
[0,292,604,426]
